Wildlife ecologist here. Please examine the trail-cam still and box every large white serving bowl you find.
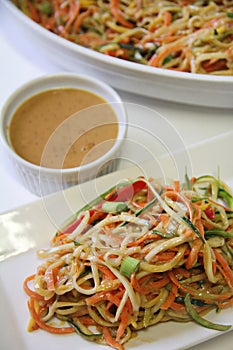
[0,73,128,197]
[3,0,233,109]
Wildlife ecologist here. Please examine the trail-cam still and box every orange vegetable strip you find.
[162,190,193,221]
[144,274,170,291]
[28,297,74,334]
[130,273,150,294]
[195,219,204,237]
[116,307,129,341]
[156,251,176,262]
[185,237,203,269]
[69,307,88,317]
[73,8,91,32]
[170,300,185,310]
[155,252,176,262]
[168,270,202,295]
[173,180,180,192]
[80,317,98,325]
[168,270,232,302]
[159,213,170,227]
[161,283,178,310]
[192,204,202,222]
[173,267,191,278]
[218,296,233,309]
[202,219,215,230]
[126,233,158,247]
[208,198,233,212]
[164,11,172,26]
[23,274,45,301]
[110,0,134,29]
[28,2,40,22]
[103,327,124,350]
[202,59,227,73]
[149,44,184,67]
[131,273,170,294]
[214,249,233,289]
[45,267,59,291]
[98,264,117,279]
[85,291,108,305]
[131,201,147,208]
[67,1,81,30]
[86,289,124,307]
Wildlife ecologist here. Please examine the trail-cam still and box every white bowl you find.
[3,1,233,108]
[0,73,128,196]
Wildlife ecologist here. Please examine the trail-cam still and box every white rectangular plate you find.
[0,160,233,350]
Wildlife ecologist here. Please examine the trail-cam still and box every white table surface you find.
[0,2,233,349]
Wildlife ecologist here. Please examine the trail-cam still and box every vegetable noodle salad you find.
[13,1,233,75]
[23,174,233,349]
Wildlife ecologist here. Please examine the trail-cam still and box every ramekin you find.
[0,73,128,196]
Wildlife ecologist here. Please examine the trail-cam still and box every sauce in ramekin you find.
[9,88,118,169]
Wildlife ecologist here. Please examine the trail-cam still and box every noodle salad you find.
[23,174,233,349]
[12,0,233,75]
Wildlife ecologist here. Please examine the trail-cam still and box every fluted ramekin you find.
[0,73,127,196]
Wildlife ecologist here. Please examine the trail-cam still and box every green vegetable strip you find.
[218,188,233,210]
[184,169,192,190]
[59,180,137,233]
[143,178,206,241]
[68,319,102,340]
[182,216,205,243]
[184,294,231,331]
[193,175,219,200]
[135,197,158,217]
[102,201,128,213]
[205,229,233,239]
[120,256,140,278]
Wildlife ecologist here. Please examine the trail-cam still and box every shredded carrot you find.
[116,307,129,341]
[159,213,170,227]
[145,274,170,292]
[209,198,233,212]
[27,2,40,22]
[202,59,227,73]
[110,0,134,29]
[23,275,45,301]
[80,317,98,325]
[162,190,193,221]
[73,8,92,32]
[103,327,124,350]
[173,267,191,278]
[130,273,148,294]
[28,297,74,334]
[218,296,233,309]
[155,251,176,262]
[98,264,117,280]
[214,249,233,290]
[86,291,111,306]
[65,1,81,32]
[161,283,178,310]
[126,232,158,247]
[173,180,180,192]
[164,11,172,26]
[44,267,59,291]
[149,44,184,67]
[185,238,203,269]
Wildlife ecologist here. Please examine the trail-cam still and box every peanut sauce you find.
[9,88,118,169]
